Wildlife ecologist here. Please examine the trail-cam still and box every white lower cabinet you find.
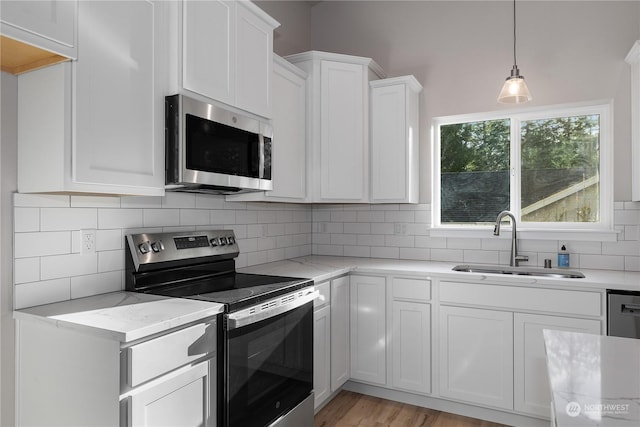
[16,312,218,427]
[391,301,431,394]
[313,276,350,410]
[127,359,214,427]
[313,303,331,408]
[350,275,386,385]
[513,313,601,418]
[330,276,350,391]
[439,305,514,410]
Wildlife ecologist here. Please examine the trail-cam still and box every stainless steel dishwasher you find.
[607,290,640,338]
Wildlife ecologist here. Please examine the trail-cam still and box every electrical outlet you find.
[394,223,407,235]
[81,229,96,254]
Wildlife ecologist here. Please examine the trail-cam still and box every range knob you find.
[227,236,235,244]
[210,238,219,247]
[219,236,227,246]
[151,241,165,253]
[138,242,151,254]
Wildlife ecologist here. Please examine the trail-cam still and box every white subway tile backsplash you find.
[447,238,481,250]
[41,208,97,231]
[143,209,180,227]
[331,234,356,246]
[120,196,162,209]
[98,209,143,229]
[357,234,385,247]
[98,250,125,273]
[579,254,624,271]
[370,246,399,259]
[345,246,371,257]
[195,194,226,209]
[14,193,69,208]
[399,247,430,261]
[163,192,196,208]
[14,257,40,284]
[15,231,71,258]
[13,198,640,309]
[14,278,70,310]
[71,195,121,208]
[70,271,122,299]
[344,223,371,234]
[41,253,97,280]
[14,208,39,232]
[180,209,210,226]
[96,229,123,251]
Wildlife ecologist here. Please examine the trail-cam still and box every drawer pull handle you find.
[621,303,640,315]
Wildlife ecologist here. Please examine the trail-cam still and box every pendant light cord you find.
[513,0,517,67]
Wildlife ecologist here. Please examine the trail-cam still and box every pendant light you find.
[497,0,532,104]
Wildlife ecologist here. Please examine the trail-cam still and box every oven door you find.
[224,296,314,427]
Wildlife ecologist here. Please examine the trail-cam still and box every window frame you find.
[431,101,614,240]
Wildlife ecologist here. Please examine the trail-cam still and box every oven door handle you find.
[226,288,319,330]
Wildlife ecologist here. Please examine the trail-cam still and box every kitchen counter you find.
[543,330,640,427]
[239,255,640,291]
[14,291,224,342]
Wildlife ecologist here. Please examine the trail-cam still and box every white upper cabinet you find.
[17,0,167,196]
[1,0,77,59]
[626,41,640,201]
[182,0,234,106]
[286,51,385,203]
[370,76,422,203]
[180,0,279,118]
[227,55,307,202]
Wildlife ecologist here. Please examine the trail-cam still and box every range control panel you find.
[126,230,238,271]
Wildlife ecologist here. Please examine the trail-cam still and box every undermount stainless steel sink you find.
[452,264,585,279]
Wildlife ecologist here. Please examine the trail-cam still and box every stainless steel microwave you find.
[165,94,273,194]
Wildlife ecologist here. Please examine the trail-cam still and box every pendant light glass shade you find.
[497,0,532,104]
[497,65,532,104]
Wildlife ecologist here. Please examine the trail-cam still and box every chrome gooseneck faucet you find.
[494,210,528,267]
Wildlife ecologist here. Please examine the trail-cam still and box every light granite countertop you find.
[239,255,640,292]
[544,330,640,426]
[14,291,224,343]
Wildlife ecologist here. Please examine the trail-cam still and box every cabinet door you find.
[514,313,601,418]
[1,0,77,58]
[313,305,331,409]
[370,79,420,203]
[350,275,386,385]
[269,57,306,199]
[319,60,367,201]
[128,359,215,427]
[439,305,513,409]
[391,301,431,394]
[74,0,164,191]
[235,2,273,118]
[183,0,234,106]
[330,276,350,391]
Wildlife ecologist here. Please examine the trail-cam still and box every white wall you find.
[307,0,639,202]
[1,71,17,427]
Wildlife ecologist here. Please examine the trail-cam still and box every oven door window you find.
[226,301,313,427]
[185,114,261,178]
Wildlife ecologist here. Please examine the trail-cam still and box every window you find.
[432,103,612,234]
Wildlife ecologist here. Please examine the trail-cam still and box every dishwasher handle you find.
[621,303,640,316]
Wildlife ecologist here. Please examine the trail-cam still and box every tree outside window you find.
[434,103,609,230]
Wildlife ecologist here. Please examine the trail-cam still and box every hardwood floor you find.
[314,391,511,427]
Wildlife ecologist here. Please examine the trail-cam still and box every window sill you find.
[429,227,620,242]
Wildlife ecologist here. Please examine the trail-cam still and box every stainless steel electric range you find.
[125,230,316,427]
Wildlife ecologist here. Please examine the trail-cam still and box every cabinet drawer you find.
[127,320,216,387]
[315,281,331,308]
[440,281,601,317]
[392,277,431,301]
